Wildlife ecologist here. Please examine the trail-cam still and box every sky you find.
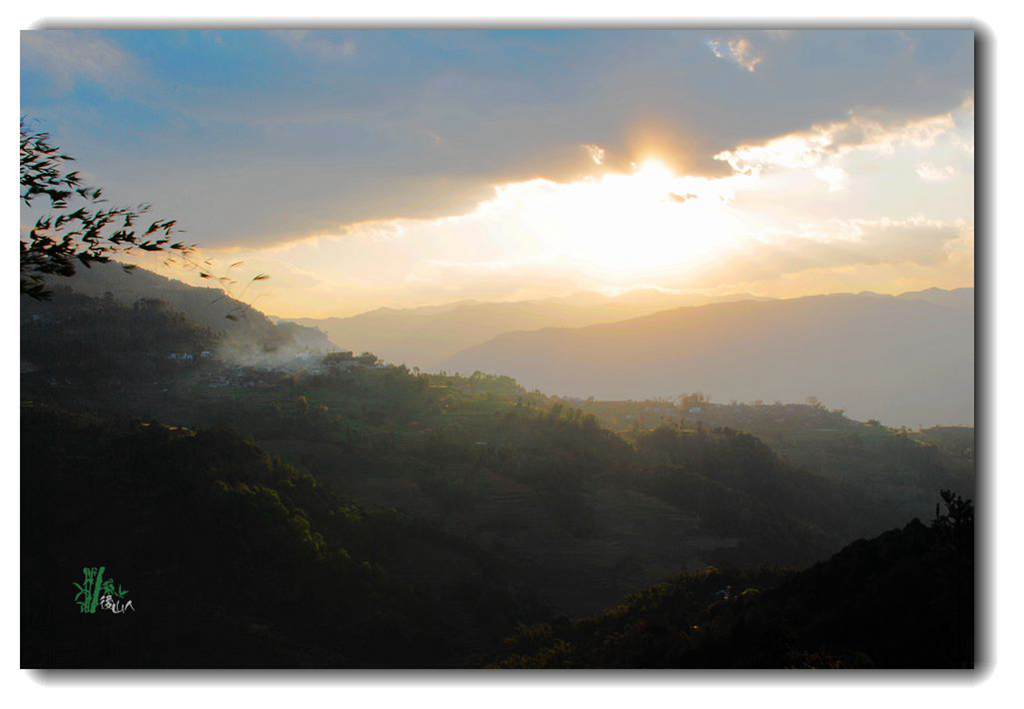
[21,29,974,317]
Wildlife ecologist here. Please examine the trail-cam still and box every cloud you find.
[691,217,966,288]
[273,30,355,59]
[943,221,974,264]
[952,95,975,154]
[714,111,957,178]
[21,31,137,93]
[707,37,763,72]
[916,162,957,181]
[21,30,974,251]
[582,144,606,165]
[814,166,849,192]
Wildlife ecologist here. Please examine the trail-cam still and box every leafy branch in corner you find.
[20,117,211,300]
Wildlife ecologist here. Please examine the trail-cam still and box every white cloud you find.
[814,166,849,192]
[21,31,137,93]
[582,144,606,165]
[943,220,974,263]
[952,94,975,154]
[707,37,763,72]
[714,111,957,178]
[691,216,966,289]
[916,162,957,181]
[274,30,355,59]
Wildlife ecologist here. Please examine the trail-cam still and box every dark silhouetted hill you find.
[496,491,973,669]
[31,263,333,366]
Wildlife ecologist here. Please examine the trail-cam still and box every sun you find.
[517,158,751,283]
[198,156,768,316]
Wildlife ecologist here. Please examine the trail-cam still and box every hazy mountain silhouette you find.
[284,291,767,370]
[897,286,974,313]
[441,289,973,427]
[41,263,334,363]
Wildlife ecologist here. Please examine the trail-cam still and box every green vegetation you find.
[576,396,974,526]
[495,491,973,669]
[21,404,546,667]
[20,280,975,668]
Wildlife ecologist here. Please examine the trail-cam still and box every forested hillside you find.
[496,491,973,669]
[32,263,334,364]
[20,274,975,668]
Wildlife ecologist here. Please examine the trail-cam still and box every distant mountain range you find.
[282,291,768,370]
[440,288,974,427]
[45,265,972,425]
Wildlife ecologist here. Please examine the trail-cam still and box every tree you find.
[20,119,208,299]
[933,489,974,539]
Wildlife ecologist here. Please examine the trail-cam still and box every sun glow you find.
[479,158,757,281]
[167,98,974,319]
[165,157,775,316]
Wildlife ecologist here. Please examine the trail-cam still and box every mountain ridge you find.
[440,288,974,427]
[34,263,335,365]
[279,291,772,369]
